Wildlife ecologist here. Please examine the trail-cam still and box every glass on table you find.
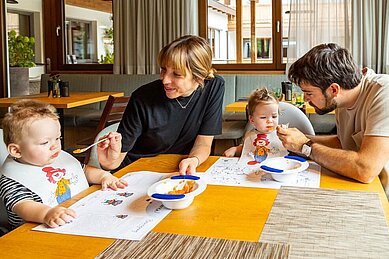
[296,93,303,105]
[274,88,282,99]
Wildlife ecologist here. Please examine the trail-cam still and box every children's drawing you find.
[116,214,128,219]
[117,192,134,197]
[200,157,320,189]
[33,171,173,241]
[103,199,123,206]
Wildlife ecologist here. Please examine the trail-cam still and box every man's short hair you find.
[288,43,362,92]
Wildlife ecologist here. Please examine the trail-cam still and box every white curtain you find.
[286,0,352,72]
[113,0,198,74]
[351,0,389,74]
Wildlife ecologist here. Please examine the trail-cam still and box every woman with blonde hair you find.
[98,35,225,175]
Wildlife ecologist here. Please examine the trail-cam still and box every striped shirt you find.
[0,175,42,228]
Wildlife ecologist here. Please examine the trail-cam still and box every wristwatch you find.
[301,140,313,157]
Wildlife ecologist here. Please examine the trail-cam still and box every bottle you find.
[53,82,61,98]
[60,81,70,97]
[286,89,292,101]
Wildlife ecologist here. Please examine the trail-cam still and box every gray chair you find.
[87,123,119,169]
[212,120,247,155]
[279,102,315,135]
[0,129,11,234]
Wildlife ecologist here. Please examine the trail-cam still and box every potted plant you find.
[8,30,36,68]
[8,30,38,96]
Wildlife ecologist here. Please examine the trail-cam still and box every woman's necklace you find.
[175,89,196,109]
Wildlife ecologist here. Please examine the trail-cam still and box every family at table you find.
[1,35,389,233]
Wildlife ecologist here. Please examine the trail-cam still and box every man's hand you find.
[276,126,310,153]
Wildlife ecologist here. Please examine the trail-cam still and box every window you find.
[64,1,113,65]
[7,11,31,35]
[43,0,113,72]
[199,0,287,71]
[208,28,223,60]
[6,8,43,65]
[65,19,97,64]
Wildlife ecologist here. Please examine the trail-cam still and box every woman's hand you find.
[179,156,199,175]
[44,206,77,228]
[100,173,128,191]
[97,132,122,167]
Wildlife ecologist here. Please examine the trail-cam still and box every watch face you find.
[302,144,312,157]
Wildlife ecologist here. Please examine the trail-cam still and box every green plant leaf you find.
[8,30,36,68]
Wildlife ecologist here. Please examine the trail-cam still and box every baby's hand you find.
[101,173,128,191]
[223,146,237,157]
[44,206,76,228]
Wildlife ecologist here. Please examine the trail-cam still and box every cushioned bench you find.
[40,73,335,134]
[41,74,159,126]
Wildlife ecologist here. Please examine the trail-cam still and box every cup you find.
[281,81,292,101]
[47,81,53,97]
[53,83,60,98]
[59,81,70,97]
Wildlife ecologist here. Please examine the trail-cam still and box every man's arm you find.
[179,135,214,175]
[278,126,389,183]
[310,136,389,183]
[307,134,342,149]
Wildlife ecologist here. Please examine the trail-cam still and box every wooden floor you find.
[64,125,95,148]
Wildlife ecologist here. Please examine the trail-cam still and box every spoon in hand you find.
[73,137,108,154]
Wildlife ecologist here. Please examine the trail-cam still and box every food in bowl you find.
[260,156,309,182]
[167,180,195,194]
[148,176,207,210]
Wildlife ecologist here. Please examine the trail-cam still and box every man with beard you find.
[276,43,389,193]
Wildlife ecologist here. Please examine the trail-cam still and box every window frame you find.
[198,0,286,72]
[43,0,112,73]
[0,0,7,97]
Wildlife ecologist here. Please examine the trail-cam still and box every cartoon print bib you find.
[238,130,288,165]
[1,151,89,207]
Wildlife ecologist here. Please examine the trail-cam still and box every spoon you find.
[73,137,108,154]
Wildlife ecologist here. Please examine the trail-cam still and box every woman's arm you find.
[179,135,214,175]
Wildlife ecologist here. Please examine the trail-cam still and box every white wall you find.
[208,10,230,61]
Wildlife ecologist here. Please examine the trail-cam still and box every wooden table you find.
[0,92,124,147]
[225,101,332,114]
[0,154,388,258]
